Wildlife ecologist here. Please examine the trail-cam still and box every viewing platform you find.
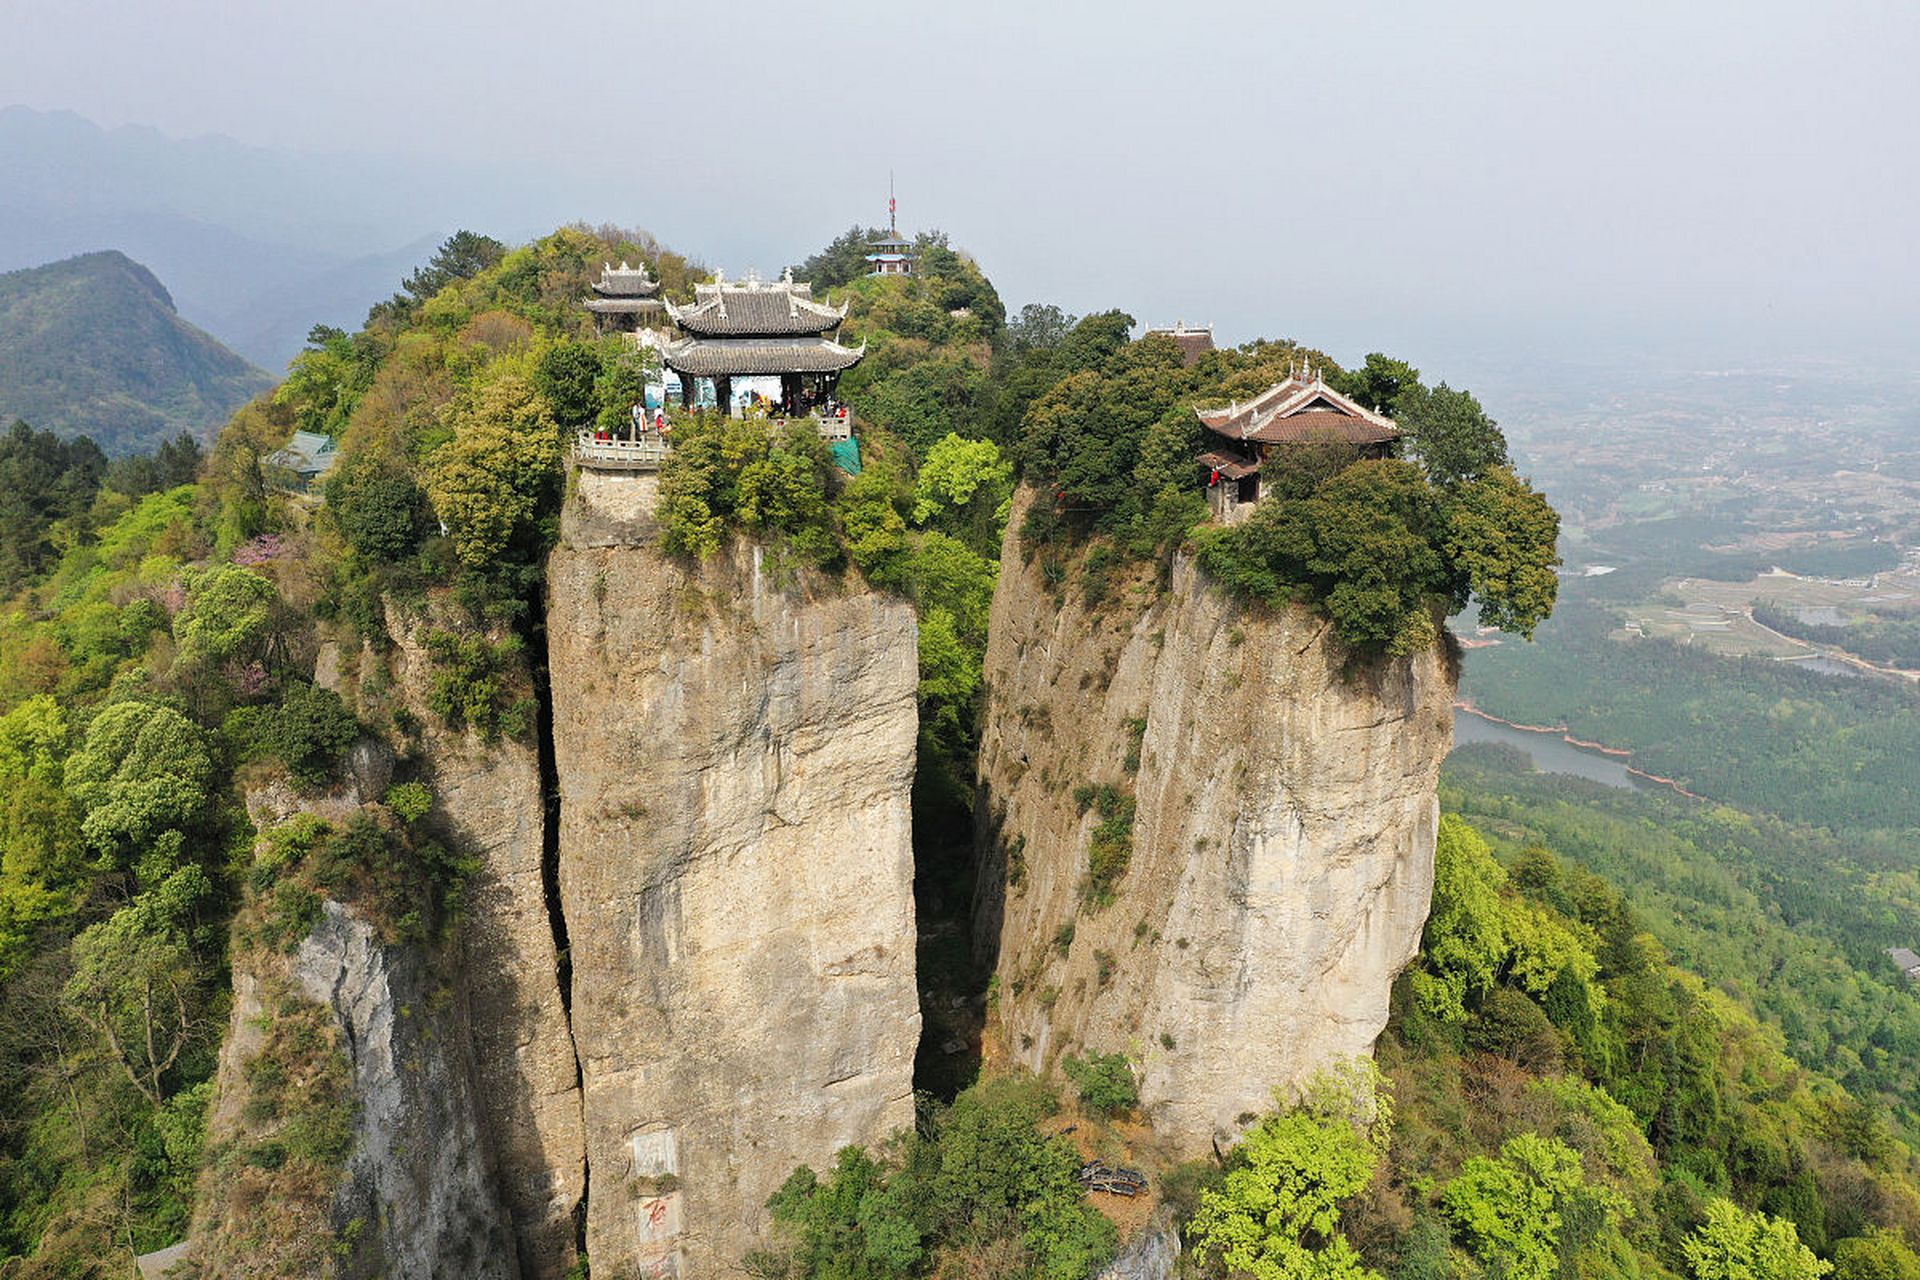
[572,408,857,472]
[574,431,670,471]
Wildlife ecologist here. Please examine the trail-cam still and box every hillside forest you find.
[0,225,1913,1280]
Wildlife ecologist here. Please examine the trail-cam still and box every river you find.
[1450,707,1653,790]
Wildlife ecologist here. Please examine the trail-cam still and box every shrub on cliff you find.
[657,415,838,563]
[757,1073,1115,1280]
[420,627,534,743]
[1062,1052,1137,1116]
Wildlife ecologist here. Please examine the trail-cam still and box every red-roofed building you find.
[1196,368,1400,523]
[1144,321,1215,366]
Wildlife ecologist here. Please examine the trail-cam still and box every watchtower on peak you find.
[866,180,917,277]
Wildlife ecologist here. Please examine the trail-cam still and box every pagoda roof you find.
[868,234,914,249]
[666,272,848,337]
[661,335,867,378]
[591,261,660,298]
[1197,370,1399,447]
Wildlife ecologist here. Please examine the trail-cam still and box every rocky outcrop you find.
[302,902,520,1279]
[198,895,516,1279]
[977,494,1454,1152]
[547,504,921,1276]
[383,616,589,1279]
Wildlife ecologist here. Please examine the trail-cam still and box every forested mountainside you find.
[0,223,1911,1280]
[0,252,273,454]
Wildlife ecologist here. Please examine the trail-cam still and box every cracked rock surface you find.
[547,526,921,1277]
[977,491,1455,1152]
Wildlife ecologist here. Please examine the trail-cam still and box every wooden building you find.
[583,261,664,333]
[660,270,865,417]
[1196,367,1400,523]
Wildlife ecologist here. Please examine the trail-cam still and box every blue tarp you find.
[830,437,862,475]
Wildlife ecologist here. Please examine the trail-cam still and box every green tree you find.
[263,684,359,788]
[369,229,508,322]
[424,371,563,570]
[325,454,428,562]
[534,340,604,427]
[788,225,884,290]
[928,1075,1115,1280]
[1414,816,1509,1022]
[274,324,383,437]
[1394,382,1509,488]
[910,433,1013,552]
[0,420,107,593]
[1188,1062,1392,1280]
[1007,303,1078,352]
[764,1145,923,1280]
[171,563,278,668]
[1441,1133,1622,1280]
[1329,353,1421,413]
[1832,1230,1920,1280]
[64,702,213,862]
[65,909,208,1107]
[594,342,655,434]
[1683,1199,1831,1280]
[1443,465,1560,638]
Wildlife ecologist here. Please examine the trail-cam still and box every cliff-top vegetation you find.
[6,218,1913,1280]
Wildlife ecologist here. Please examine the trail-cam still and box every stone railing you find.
[574,432,670,471]
[812,409,853,442]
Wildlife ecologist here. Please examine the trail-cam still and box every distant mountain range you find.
[0,106,534,370]
[0,251,274,454]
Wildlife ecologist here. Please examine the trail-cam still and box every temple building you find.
[866,230,916,277]
[583,261,664,333]
[1144,321,1216,366]
[660,270,865,423]
[1196,366,1400,523]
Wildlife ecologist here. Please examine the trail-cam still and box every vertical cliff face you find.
[546,477,921,1276]
[978,496,1454,1152]
[199,905,519,1280]
[195,772,518,1280]
[383,616,588,1279]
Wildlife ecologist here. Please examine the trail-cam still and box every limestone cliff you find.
[318,615,589,1278]
[196,903,519,1279]
[385,614,588,1278]
[546,475,922,1276]
[977,495,1454,1152]
[194,770,517,1279]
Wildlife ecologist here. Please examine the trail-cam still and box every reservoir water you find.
[1449,708,1646,790]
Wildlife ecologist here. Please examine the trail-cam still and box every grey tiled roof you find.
[662,336,866,377]
[668,281,847,336]
[592,262,660,297]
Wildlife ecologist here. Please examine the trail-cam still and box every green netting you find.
[830,437,862,475]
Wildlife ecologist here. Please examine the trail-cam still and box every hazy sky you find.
[6,0,1918,373]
